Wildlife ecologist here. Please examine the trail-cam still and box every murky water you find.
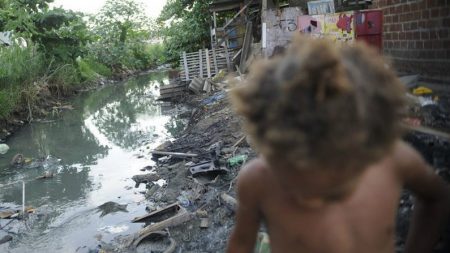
[0,72,187,252]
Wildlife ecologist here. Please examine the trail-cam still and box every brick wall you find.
[371,0,450,83]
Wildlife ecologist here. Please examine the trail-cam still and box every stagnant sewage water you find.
[0,72,187,253]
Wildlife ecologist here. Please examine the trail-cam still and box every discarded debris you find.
[0,210,15,219]
[189,160,228,177]
[227,155,248,167]
[200,217,209,229]
[132,173,161,187]
[399,75,419,88]
[0,235,12,245]
[149,150,198,158]
[0,143,9,155]
[188,77,205,95]
[132,203,182,223]
[221,193,238,212]
[36,171,54,180]
[10,153,24,167]
[130,207,193,248]
[96,202,128,217]
[412,86,433,95]
[129,230,177,252]
[232,135,246,148]
[201,91,227,105]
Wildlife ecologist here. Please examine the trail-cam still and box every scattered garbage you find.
[0,235,13,245]
[10,153,24,167]
[133,203,183,224]
[96,202,128,217]
[399,75,419,88]
[188,77,205,95]
[255,232,270,253]
[201,91,227,106]
[220,193,238,212]
[129,204,193,248]
[189,160,228,177]
[132,173,161,187]
[176,195,191,208]
[412,86,433,95]
[36,171,55,180]
[227,155,248,167]
[199,217,209,229]
[0,143,9,155]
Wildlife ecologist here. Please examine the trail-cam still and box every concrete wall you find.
[371,0,450,83]
[263,7,305,56]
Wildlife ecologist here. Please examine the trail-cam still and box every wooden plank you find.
[224,46,232,71]
[160,84,185,90]
[206,49,211,78]
[199,50,203,78]
[183,52,189,81]
[160,87,187,94]
[240,21,253,73]
[149,150,198,157]
[212,48,219,74]
[222,0,254,30]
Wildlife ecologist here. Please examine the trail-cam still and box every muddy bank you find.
[121,88,450,252]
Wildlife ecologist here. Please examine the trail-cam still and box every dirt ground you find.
[116,88,450,253]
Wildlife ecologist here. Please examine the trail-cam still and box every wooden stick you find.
[149,151,198,157]
[136,211,192,240]
[232,135,246,148]
[404,124,450,140]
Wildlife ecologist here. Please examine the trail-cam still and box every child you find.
[227,36,450,253]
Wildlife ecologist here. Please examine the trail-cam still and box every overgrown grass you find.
[0,45,46,119]
[0,41,164,122]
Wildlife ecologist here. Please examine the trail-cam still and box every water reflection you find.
[0,71,187,252]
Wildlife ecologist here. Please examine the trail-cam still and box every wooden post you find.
[212,48,219,75]
[262,0,268,58]
[199,50,204,78]
[183,52,189,81]
[240,21,253,74]
[205,49,211,78]
[224,46,232,71]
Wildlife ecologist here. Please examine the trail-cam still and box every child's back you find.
[227,36,450,253]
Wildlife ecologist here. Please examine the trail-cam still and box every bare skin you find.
[227,141,450,253]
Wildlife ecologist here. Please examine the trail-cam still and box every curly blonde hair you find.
[231,36,406,171]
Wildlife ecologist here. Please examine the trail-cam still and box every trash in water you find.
[96,202,128,217]
[98,224,129,234]
[0,143,9,155]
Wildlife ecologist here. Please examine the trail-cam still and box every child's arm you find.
[396,142,450,253]
[227,162,263,253]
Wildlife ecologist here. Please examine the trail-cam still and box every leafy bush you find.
[84,58,112,77]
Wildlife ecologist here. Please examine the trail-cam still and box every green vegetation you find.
[0,0,164,122]
[158,0,212,64]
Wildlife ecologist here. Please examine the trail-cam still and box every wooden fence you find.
[180,48,234,82]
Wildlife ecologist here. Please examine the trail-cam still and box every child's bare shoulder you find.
[236,158,270,202]
[390,140,432,183]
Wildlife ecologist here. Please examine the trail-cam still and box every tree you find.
[93,0,151,45]
[89,0,156,70]
[158,0,212,64]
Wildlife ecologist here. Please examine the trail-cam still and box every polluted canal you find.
[0,72,189,252]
